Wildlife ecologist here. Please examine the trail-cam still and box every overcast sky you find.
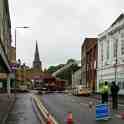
[9,0,124,69]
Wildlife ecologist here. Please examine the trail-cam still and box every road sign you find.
[10,63,16,71]
[96,103,110,121]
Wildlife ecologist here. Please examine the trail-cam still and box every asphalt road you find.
[6,93,40,124]
[40,93,124,124]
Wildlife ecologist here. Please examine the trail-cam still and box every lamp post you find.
[15,26,30,48]
[14,26,30,93]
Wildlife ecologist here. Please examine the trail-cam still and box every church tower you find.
[33,41,42,70]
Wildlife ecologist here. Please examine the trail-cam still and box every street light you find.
[15,26,30,48]
[14,26,30,94]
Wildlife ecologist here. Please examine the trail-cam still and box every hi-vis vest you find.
[104,85,109,93]
[100,85,109,94]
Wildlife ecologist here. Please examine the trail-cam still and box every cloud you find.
[9,0,124,68]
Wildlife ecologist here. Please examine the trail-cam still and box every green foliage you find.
[66,59,76,64]
[47,64,65,74]
[47,58,80,86]
[56,64,80,86]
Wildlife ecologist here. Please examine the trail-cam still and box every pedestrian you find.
[100,81,109,104]
[111,81,120,111]
[104,81,109,103]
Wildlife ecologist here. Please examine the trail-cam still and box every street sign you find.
[10,63,17,71]
[96,103,110,121]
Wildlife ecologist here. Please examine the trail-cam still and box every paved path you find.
[0,93,15,124]
[6,93,40,124]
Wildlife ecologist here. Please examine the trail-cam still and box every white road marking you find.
[80,102,88,107]
[72,99,75,102]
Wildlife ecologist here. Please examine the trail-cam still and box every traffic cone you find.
[66,112,73,124]
[47,114,53,124]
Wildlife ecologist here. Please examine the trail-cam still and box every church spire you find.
[33,41,42,70]
[34,41,40,61]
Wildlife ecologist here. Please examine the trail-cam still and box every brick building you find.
[81,38,97,92]
[81,40,88,86]
[86,38,97,92]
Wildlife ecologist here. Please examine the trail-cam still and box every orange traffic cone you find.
[47,114,53,124]
[66,112,73,124]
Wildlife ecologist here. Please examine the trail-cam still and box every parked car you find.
[64,90,70,94]
[72,85,91,96]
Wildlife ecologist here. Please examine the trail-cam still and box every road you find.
[40,93,124,124]
[6,93,41,124]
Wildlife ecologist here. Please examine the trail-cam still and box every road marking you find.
[33,95,59,124]
[80,102,88,107]
[72,99,75,102]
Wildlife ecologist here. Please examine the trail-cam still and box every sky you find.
[8,0,124,69]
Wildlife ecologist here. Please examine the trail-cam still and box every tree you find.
[56,63,80,86]
[47,58,80,86]
[66,59,76,64]
[47,64,65,74]
[17,59,21,68]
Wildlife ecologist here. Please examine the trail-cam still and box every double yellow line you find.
[33,95,59,124]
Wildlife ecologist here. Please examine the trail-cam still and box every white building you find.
[97,14,124,95]
[72,68,82,88]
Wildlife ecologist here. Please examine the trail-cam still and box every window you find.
[121,31,124,38]
[118,81,124,89]
[121,32,124,55]
[101,41,103,64]
[113,39,118,58]
[121,40,124,55]
[107,40,109,59]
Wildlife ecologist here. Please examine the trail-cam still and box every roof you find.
[98,13,124,38]
[82,38,97,49]
[111,13,124,27]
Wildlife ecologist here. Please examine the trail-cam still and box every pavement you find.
[37,93,124,124]
[0,93,15,124]
[5,93,41,124]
